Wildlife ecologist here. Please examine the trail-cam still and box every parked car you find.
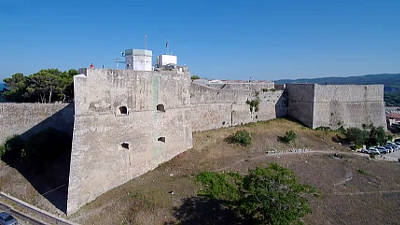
[0,212,17,225]
[368,148,380,155]
[377,147,387,154]
[387,142,399,150]
[384,145,394,153]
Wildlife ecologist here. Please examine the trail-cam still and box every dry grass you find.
[2,118,400,225]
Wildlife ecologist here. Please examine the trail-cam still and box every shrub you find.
[366,126,387,147]
[344,127,369,146]
[278,130,297,144]
[227,130,252,146]
[316,126,331,131]
[0,144,5,158]
[351,143,364,150]
[191,75,200,80]
[246,99,260,113]
[196,163,319,225]
[357,169,367,175]
[196,171,241,201]
[0,128,71,165]
[0,135,25,161]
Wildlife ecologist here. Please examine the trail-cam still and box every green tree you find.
[26,70,63,103]
[191,75,200,80]
[367,126,387,146]
[344,128,369,146]
[196,163,318,225]
[2,73,28,102]
[1,68,77,103]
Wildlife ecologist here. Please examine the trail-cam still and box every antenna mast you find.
[114,51,125,69]
[144,34,148,49]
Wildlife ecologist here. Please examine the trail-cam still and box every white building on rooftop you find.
[125,49,152,71]
[156,55,177,67]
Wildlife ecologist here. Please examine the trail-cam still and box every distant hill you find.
[275,73,400,106]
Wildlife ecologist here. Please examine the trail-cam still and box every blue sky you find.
[0,0,399,81]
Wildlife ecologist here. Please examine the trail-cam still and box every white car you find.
[367,147,380,155]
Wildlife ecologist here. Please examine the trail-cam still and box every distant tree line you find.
[1,69,77,103]
[384,92,400,107]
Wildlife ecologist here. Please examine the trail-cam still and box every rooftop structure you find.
[156,55,177,67]
[124,49,152,71]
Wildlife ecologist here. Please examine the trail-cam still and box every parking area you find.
[384,150,400,160]
[358,139,400,159]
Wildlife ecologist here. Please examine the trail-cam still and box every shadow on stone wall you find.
[275,90,288,118]
[2,103,74,213]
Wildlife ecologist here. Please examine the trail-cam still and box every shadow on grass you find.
[166,197,248,225]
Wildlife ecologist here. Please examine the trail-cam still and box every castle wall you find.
[190,83,287,132]
[0,103,74,144]
[312,84,386,129]
[287,84,315,127]
[287,84,387,129]
[67,69,192,215]
[207,82,275,91]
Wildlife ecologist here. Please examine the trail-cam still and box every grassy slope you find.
[1,119,400,224]
[66,119,400,225]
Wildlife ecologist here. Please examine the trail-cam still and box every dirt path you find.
[332,190,400,196]
[216,150,362,172]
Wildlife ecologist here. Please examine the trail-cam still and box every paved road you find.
[386,150,400,159]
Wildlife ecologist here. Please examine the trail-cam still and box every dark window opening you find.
[158,137,166,143]
[121,142,129,150]
[119,106,128,115]
[157,104,165,112]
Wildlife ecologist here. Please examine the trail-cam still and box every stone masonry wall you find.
[287,84,387,129]
[287,84,315,127]
[0,103,74,144]
[67,69,193,215]
[313,84,386,129]
[190,83,287,132]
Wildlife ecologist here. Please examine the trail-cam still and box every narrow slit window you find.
[158,137,166,143]
[156,104,165,112]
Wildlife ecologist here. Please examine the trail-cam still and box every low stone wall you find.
[0,103,74,144]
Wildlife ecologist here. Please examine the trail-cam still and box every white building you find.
[125,49,152,71]
[156,55,177,67]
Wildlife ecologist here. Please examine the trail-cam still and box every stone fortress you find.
[0,48,387,215]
